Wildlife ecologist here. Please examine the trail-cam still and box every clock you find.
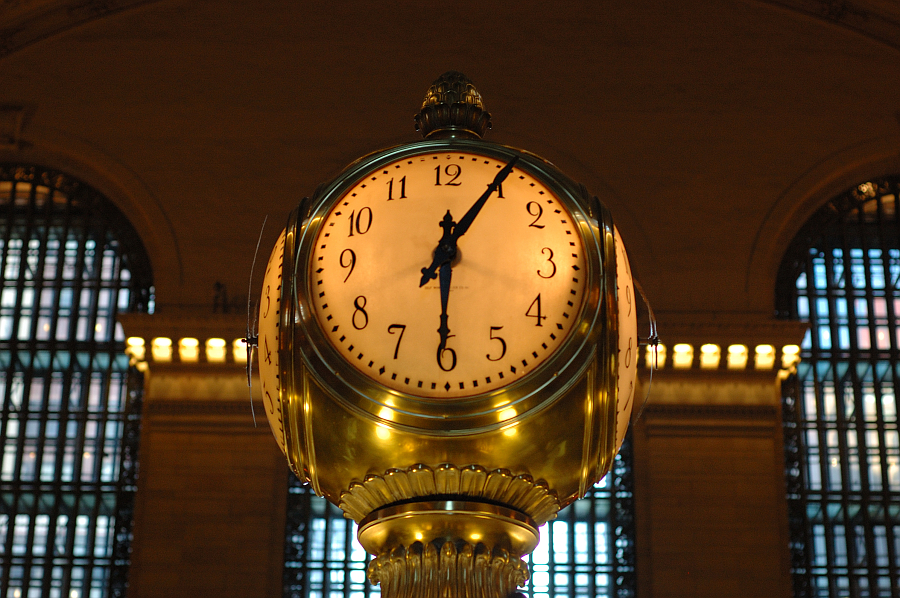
[254,72,645,598]
[613,224,637,452]
[259,138,637,441]
[257,228,287,454]
[310,150,587,399]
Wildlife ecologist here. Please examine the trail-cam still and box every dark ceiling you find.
[2,0,900,334]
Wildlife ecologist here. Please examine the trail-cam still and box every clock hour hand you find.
[450,156,519,242]
[419,211,457,287]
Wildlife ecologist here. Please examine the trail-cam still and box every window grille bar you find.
[0,164,152,598]
[283,436,636,598]
[779,176,900,598]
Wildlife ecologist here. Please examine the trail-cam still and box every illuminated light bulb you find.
[151,337,172,362]
[206,338,227,363]
[726,344,748,370]
[754,344,776,370]
[782,344,801,369]
[647,344,666,369]
[377,407,394,421]
[126,337,146,361]
[503,426,517,437]
[672,344,693,369]
[233,339,247,364]
[699,344,720,369]
[375,425,391,440]
[179,338,199,362]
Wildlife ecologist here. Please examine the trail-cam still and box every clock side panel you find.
[613,226,638,452]
[258,229,288,457]
[297,149,595,427]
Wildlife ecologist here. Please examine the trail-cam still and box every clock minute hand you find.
[450,156,519,242]
[418,156,518,287]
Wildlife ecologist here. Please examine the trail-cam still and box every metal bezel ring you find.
[288,139,617,434]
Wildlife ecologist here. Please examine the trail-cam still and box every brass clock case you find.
[288,139,617,435]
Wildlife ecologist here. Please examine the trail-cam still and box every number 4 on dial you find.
[526,294,547,326]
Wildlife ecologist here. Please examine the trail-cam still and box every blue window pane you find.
[0,167,152,598]
[782,180,900,596]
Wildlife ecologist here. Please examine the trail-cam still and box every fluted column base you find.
[368,541,528,598]
[358,500,539,598]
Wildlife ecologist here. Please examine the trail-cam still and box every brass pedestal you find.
[359,501,539,598]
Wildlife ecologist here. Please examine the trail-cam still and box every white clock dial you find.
[258,229,287,453]
[613,226,637,451]
[309,151,588,399]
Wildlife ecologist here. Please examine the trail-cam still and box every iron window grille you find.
[283,435,635,598]
[0,165,153,598]
[778,177,900,597]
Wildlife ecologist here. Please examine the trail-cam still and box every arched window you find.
[0,165,153,598]
[778,176,900,597]
[282,436,636,598]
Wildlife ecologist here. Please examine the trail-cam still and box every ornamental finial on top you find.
[415,71,492,139]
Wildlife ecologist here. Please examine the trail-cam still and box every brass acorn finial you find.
[415,71,492,139]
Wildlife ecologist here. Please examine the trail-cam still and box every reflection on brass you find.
[339,464,560,525]
[358,500,539,556]
[361,501,535,598]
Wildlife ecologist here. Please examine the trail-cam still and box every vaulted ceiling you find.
[2,0,899,335]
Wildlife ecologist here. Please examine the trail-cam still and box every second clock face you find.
[308,151,588,399]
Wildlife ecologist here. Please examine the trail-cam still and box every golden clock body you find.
[258,139,637,517]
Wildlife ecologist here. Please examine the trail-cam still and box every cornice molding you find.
[118,311,247,340]
[641,403,777,420]
[653,312,808,347]
[145,398,260,416]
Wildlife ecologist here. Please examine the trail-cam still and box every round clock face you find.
[308,151,588,399]
[258,229,287,453]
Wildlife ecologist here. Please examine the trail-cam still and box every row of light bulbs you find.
[124,337,802,372]
[644,343,801,370]
[125,336,247,368]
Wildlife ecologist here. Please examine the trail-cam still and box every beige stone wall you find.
[129,387,287,598]
[634,377,792,598]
